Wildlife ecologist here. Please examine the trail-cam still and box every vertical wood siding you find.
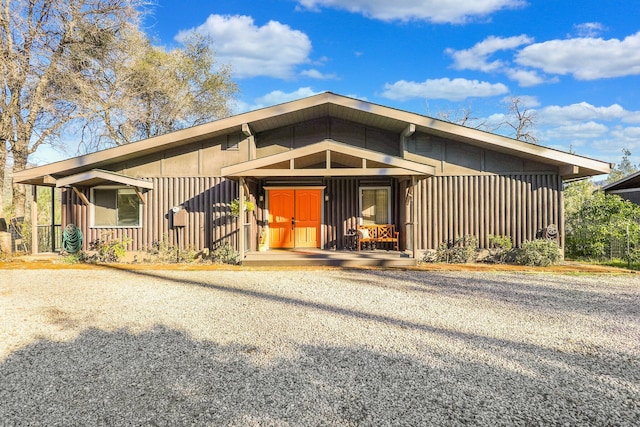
[324,178,359,249]
[62,177,238,251]
[417,174,563,249]
[61,173,563,253]
[323,178,402,250]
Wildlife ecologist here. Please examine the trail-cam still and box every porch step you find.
[242,249,417,267]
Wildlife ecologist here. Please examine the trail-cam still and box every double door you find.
[268,189,321,248]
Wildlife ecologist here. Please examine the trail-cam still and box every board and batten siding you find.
[416,174,563,249]
[62,177,239,251]
[322,178,402,250]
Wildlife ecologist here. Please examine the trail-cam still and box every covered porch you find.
[221,139,434,263]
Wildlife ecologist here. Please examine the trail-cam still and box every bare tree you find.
[1,0,237,217]
[503,95,538,144]
[435,105,491,131]
[1,0,145,217]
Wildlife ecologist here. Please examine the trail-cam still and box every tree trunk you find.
[0,142,6,218]
[11,148,27,220]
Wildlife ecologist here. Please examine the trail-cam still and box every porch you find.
[243,248,417,267]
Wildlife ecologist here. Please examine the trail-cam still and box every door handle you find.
[291,217,295,228]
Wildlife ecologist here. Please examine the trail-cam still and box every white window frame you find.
[359,186,391,225]
[90,186,143,228]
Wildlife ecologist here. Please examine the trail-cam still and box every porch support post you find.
[411,176,418,258]
[31,186,38,254]
[50,187,55,252]
[239,177,245,258]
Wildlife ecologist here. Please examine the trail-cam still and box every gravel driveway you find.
[1,268,639,426]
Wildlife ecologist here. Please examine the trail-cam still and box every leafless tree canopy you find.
[503,95,538,144]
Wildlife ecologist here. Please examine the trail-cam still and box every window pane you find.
[361,189,377,225]
[93,188,141,227]
[94,189,117,226]
[361,188,389,225]
[375,189,389,224]
[117,189,140,226]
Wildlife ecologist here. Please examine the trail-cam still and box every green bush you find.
[211,242,240,265]
[516,239,561,266]
[87,234,131,263]
[58,252,85,264]
[434,235,478,263]
[487,234,513,264]
[565,191,640,260]
[145,234,198,263]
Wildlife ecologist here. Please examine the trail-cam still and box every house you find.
[14,92,611,262]
[602,171,640,204]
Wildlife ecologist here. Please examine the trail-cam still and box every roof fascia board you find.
[56,169,154,189]
[13,94,335,183]
[14,92,610,182]
[602,169,640,191]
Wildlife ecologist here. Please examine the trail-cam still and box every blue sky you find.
[34,0,640,172]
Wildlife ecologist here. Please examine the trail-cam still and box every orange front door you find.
[294,189,321,248]
[269,189,295,248]
[269,189,321,249]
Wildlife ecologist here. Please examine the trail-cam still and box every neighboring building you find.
[14,92,611,261]
[602,171,640,205]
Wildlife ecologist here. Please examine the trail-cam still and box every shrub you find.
[211,242,240,265]
[565,191,640,260]
[87,234,131,263]
[433,235,478,263]
[144,234,198,263]
[487,234,513,264]
[516,239,562,266]
[58,252,85,264]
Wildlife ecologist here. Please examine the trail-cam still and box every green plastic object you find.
[62,224,83,254]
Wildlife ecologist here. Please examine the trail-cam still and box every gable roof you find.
[221,139,435,178]
[14,92,612,185]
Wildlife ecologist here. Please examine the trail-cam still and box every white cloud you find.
[573,22,606,38]
[447,35,533,72]
[251,87,322,109]
[505,68,550,87]
[591,127,640,156]
[381,78,508,101]
[296,0,525,23]
[611,126,640,142]
[175,15,312,79]
[538,102,629,125]
[516,32,640,80]
[300,69,338,79]
[543,121,609,140]
[501,95,540,108]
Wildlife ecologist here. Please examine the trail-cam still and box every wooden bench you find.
[357,224,399,251]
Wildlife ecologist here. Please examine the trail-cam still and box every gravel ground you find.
[1,268,639,426]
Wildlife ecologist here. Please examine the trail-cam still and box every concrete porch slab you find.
[242,249,416,267]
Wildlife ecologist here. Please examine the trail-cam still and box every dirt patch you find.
[0,257,633,274]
